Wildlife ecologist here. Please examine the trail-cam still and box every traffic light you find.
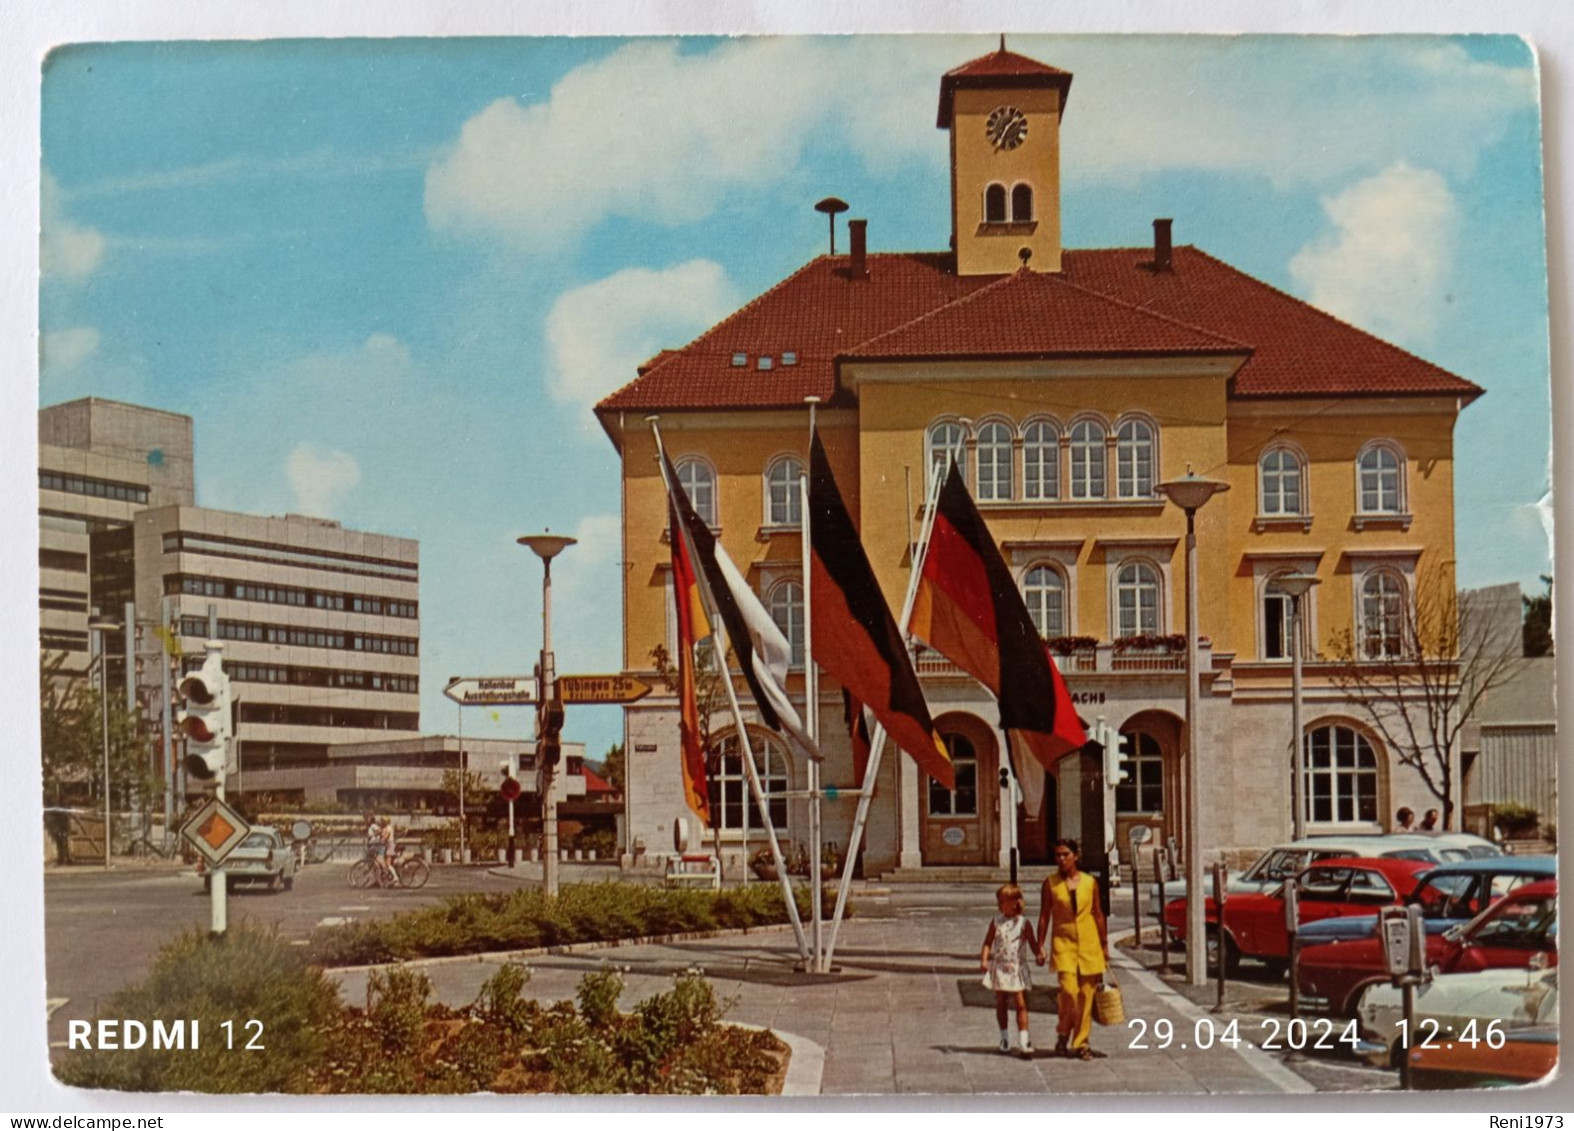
[178,645,231,782]
[537,693,565,768]
[1101,722,1130,788]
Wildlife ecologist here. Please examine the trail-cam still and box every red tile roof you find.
[937,48,1075,127]
[848,267,1249,360]
[581,766,614,793]
[594,247,1483,416]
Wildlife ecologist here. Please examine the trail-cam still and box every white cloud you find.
[285,442,362,518]
[1289,163,1459,345]
[545,260,741,410]
[424,36,1533,248]
[41,171,105,280]
[40,326,100,372]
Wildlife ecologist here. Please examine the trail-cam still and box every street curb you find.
[1107,944,1317,1095]
[324,921,798,976]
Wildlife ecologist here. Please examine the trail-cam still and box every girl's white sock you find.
[1018,1029,1032,1049]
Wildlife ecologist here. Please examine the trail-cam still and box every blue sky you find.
[38,34,1551,760]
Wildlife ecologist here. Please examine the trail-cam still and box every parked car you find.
[1402,1022,1557,1087]
[1297,879,1557,1017]
[1147,833,1499,915]
[197,827,297,892]
[1294,855,1555,947]
[1161,857,1432,972]
[1355,962,1557,1070]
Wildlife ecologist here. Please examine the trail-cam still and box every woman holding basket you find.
[1037,837,1110,1060]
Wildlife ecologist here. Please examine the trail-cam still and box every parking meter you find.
[1380,905,1427,980]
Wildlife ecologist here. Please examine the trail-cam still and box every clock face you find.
[986,105,1028,151]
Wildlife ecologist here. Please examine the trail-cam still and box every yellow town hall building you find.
[595,44,1480,876]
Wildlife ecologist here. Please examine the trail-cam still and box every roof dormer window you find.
[731,352,747,367]
[782,351,798,366]
[758,356,773,370]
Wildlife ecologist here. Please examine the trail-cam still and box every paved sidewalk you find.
[327,910,1313,1096]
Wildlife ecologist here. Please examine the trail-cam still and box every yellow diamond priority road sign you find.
[180,796,252,867]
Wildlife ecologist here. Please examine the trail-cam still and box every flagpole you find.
[802,398,824,971]
[823,460,947,969]
[650,418,809,960]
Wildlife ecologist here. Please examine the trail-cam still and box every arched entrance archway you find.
[921,713,1000,866]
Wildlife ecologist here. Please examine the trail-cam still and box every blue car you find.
[1293,854,1555,946]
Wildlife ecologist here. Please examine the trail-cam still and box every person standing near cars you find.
[1037,837,1109,1060]
[1395,807,1419,832]
[1420,808,1441,832]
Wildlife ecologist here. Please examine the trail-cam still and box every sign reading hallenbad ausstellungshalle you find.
[36,30,1556,1104]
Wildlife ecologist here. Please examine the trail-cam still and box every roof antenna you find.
[815,196,849,256]
[1018,246,1032,268]
[1000,33,1007,53]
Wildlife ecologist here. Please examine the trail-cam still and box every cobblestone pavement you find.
[330,898,1320,1096]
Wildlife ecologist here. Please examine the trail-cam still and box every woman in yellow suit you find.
[1036,837,1109,1060]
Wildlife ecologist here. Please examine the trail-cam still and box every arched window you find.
[928,732,979,817]
[1023,565,1066,638]
[1011,183,1034,222]
[765,456,803,526]
[1115,731,1164,815]
[1358,443,1404,514]
[1361,571,1407,659]
[927,420,967,491]
[1115,418,1156,498]
[976,420,1013,501]
[707,731,789,831]
[768,580,805,669]
[1302,724,1379,826]
[1115,561,1161,638]
[1022,420,1059,500]
[984,184,1008,223]
[676,457,717,528]
[1069,419,1106,499]
[1260,447,1304,515]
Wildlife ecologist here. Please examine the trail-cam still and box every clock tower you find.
[938,43,1072,276]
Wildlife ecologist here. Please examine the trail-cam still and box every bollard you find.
[1157,847,1171,976]
[1131,848,1144,955]
[496,847,506,864]
[1211,861,1228,1012]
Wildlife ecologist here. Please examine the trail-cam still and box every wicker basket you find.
[1093,978,1125,1027]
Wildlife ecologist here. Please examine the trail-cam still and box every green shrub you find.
[308,880,824,967]
[576,963,625,1030]
[55,924,342,1093]
[1494,803,1540,836]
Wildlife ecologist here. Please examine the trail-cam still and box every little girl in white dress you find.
[980,883,1046,1055]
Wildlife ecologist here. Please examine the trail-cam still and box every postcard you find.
[25,29,1561,1104]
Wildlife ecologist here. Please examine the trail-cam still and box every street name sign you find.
[559,674,653,704]
[444,676,538,706]
[180,796,251,867]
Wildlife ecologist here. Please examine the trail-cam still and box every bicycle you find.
[348,848,430,890]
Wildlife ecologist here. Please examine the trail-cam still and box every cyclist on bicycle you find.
[378,816,397,883]
[365,812,392,884]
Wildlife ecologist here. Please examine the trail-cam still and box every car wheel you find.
[1205,928,1241,975]
[269,871,282,892]
[282,874,294,891]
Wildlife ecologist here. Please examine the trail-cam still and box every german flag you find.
[911,462,1086,807]
[808,432,953,788]
[668,492,711,825]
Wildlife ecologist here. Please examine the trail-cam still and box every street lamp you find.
[1156,469,1229,987]
[88,610,121,868]
[1275,572,1321,841]
[519,532,576,898]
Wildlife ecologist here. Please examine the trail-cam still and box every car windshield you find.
[241,833,273,849]
[1470,896,1557,949]
[1246,849,1310,883]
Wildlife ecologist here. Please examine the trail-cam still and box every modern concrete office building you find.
[131,504,423,774]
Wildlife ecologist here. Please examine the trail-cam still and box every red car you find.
[1297,878,1558,1017]
[1162,857,1432,973]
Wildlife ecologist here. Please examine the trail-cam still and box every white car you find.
[199,827,297,892]
[1147,833,1501,915]
[1355,963,1557,1068]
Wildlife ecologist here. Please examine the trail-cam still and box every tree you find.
[1330,576,1525,830]
[601,743,626,794]
[1523,574,1553,657]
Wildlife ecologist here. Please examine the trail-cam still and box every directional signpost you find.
[443,674,652,707]
[559,674,652,704]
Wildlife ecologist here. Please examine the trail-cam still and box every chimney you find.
[849,219,869,281]
[1152,218,1173,272]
